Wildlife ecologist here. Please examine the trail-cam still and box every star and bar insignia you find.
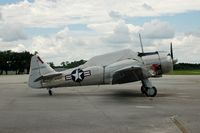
[65,69,91,82]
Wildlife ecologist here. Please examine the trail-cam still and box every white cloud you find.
[11,44,26,52]
[172,34,200,63]
[1,0,200,27]
[185,30,200,37]
[145,34,200,63]
[127,24,143,34]
[0,40,28,52]
[87,22,118,34]
[141,19,175,39]
[97,19,175,47]
[0,22,27,41]
[103,21,131,44]
[26,20,200,64]
[0,24,199,64]
[0,0,200,64]
[0,12,2,20]
[28,27,107,64]
[109,10,122,20]
[142,3,153,11]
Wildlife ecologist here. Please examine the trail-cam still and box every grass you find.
[167,70,200,75]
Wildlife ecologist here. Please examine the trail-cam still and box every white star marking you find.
[72,69,83,81]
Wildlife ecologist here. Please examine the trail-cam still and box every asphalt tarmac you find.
[0,75,199,133]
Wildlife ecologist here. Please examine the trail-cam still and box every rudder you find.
[28,55,55,88]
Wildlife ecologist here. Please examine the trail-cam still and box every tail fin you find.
[28,55,55,88]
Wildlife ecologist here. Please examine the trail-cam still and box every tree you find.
[47,62,55,68]
[65,60,87,69]
[61,62,66,67]
[174,63,200,70]
[0,50,33,75]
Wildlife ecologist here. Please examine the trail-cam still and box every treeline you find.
[49,60,87,69]
[1,50,200,75]
[0,50,87,75]
[0,50,33,75]
[174,63,200,70]
[60,60,87,69]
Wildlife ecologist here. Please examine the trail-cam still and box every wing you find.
[112,65,144,84]
[34,72,62,82]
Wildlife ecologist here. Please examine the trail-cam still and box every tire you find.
[146,87,157,97]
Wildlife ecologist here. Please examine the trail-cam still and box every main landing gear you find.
[47,88,53,96]
[141,79,157,97]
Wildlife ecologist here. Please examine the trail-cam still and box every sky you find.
[0,0,200,65]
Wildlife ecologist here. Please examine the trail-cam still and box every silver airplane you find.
[28,43,176,97]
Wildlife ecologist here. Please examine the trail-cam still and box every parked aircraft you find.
[28,43,176,97]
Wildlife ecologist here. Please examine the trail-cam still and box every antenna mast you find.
[139,33,144,53]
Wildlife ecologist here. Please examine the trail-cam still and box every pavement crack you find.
[170,115,190,133]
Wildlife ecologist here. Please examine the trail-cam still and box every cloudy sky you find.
[0,0,200,65]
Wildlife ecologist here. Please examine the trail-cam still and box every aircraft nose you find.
[161,55,173,74]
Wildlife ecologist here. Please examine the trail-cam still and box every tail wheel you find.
[48,89,52,96]
[146,87,157,97]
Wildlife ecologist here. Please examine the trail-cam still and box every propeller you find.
[170,42,177,64]
[170,42,173,60]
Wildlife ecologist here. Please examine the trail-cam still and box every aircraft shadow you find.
[110,90,143,97]
[28,89,173,99]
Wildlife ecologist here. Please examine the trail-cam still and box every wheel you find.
[48,89,52,96]
[146,87,157,97]
[141,85,146,94]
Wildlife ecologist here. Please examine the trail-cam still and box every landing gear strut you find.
[141,79,157,97]
[47,88,53,96]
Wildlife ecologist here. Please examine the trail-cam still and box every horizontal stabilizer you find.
[34,72,62,82]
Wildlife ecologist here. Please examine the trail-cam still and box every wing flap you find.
[112,66,143,84]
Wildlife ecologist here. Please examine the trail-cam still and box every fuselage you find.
[37,49,173,88]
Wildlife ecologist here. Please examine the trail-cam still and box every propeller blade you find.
[170,42,174,60]
[170,42,178,64]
